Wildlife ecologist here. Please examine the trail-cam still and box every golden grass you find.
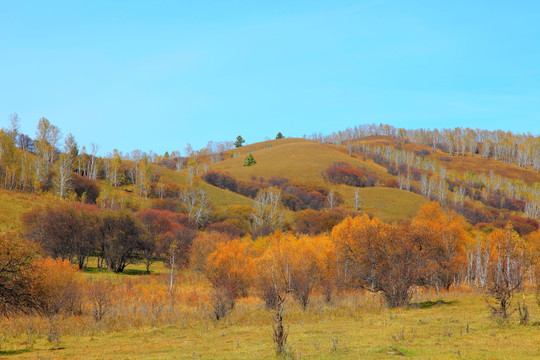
[0,190,59,234]
[211,138,390,186]
[154,166,253,208]
[335,186,429,221]
[3,286,540,359]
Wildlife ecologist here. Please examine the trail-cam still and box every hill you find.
[212,138,389,185]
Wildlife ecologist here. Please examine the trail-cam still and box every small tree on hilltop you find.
[276,132,284,139]
[244,153,256,166]
[234,135,245,148]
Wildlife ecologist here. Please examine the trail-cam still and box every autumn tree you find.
[0,234,42,316]
[255,232,294,354]
[332,215,426,307]
[205,239,255,319]
[412,202,469,290]
[485,225,533,321]
[100,211,148,273]
[36,258,84,316]
[23,204,102,269]
[135,209,197,273]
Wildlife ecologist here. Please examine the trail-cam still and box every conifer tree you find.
[244,153,256,166]
[234,135,245,147]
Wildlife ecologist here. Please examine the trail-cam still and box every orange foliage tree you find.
[412,202,470,290]
[332,204,469,307]
[484,225,533,320]
[205,239,255,319]
[36,258,85,316]
[0,234,41,316]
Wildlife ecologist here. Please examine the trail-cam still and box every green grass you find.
[81,257,169,280]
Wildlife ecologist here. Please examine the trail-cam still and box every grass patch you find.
[408,299,457,309]
[0,349,30,355]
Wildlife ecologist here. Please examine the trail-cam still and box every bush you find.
[36,258,85,316]
[151,198,183,212]
[323,162,378,187]
[206,221,243,238]
[189,232,232,271]
[201,171,238,192]
[72,174,101,204]
[0,234,41,316]
[294,209,344,235]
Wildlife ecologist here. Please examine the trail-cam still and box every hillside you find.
[213,138,390,185]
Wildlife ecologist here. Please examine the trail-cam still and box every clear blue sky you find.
[1,1,539,155]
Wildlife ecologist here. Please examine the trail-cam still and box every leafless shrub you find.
[517,301,529,325]
[211,286,235,320]
[88,281,113,322]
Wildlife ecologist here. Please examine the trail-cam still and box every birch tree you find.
[251,187,284,236]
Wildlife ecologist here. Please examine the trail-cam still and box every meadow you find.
[1,264,538,360]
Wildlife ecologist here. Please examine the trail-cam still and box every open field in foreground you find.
[1,286,539,360]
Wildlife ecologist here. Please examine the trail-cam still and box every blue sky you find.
[1,1,539,155]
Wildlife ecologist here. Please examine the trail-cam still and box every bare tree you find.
[251,188,284,237]
[88,281,113,321]
[327,190,335,210]
[180,188,210,227]
[54,154,73,199]
[354,188,361,211]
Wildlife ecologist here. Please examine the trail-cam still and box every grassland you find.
[2,284,539,359]
[335,186,428,221]
[212,138,390,186]
[0,190,59,234]
[154,166,254,208]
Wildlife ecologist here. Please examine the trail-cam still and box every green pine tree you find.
[244,153,256,166]
[234,135,245,147]
[276,132,284,139]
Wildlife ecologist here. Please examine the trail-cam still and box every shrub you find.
[323,162,378,187]
[0,234,41,316]
[294,209,344,235]
[201,171,238,192]
[36,258,85,316]
[206,221,243,238]
[189,232,232,271]
[72,174,101,203]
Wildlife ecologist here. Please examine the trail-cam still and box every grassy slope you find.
[430,151,540,184]
[153,165,253,208]
[213,138,390,186]
[6,290,540,359]
[336,186,428,221]
[0,190,59,234]
[210,138,426,220]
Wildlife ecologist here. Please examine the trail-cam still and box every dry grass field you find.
[1,278,539,359]
[212,138,389,186]
[0,190,59,234]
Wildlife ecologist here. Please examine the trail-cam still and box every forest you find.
[0,116,539,359]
